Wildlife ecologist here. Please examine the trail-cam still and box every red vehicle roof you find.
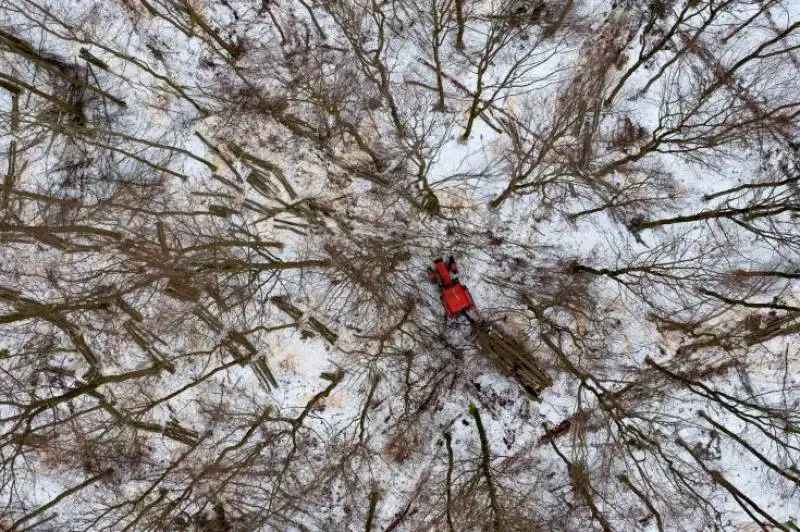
[441,282,474,317]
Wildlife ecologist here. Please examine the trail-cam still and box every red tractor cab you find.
[428,256,476,319]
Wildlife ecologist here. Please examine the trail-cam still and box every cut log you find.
[472,322,552,397]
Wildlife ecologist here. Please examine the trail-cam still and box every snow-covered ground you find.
[1,0,799,530]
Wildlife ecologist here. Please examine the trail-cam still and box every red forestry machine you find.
[427,256,477,320]
[427,256,553,397]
